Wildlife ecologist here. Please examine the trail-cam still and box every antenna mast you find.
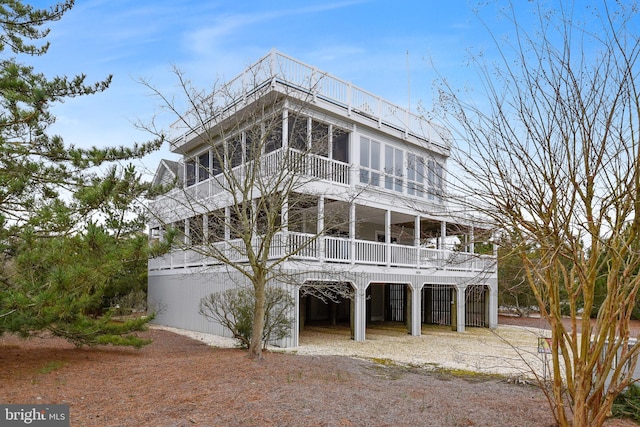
[406,50,411,113]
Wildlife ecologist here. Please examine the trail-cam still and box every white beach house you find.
[147,50,497,347]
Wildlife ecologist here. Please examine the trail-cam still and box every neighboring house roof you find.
[151,159,182,189]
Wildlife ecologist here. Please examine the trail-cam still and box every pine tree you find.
[0,1,162,347]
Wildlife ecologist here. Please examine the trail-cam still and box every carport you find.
[299,281,354,337]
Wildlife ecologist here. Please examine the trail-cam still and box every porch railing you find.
[149,148,350,214]
[169,50,451,151]
[149,231,496,274]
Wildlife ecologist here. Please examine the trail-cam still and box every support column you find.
[282,197,289,232]
[282,109,289,148]
[410,285,421,337]
[350,202,356,265]
[469,226,475,254]
[414,216,421,268]
[385,209,391,267]
[350,127,359,188]
[456,286,466,332]
[440,221,447,250]
[318,195,325,263]
[224,207,231,240]
[294,289,301,346]
[353,284,366,341]
[203,213,209,243]
[489,281,499,329]
[281,196,288,258]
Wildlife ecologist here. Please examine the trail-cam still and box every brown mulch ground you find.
[0,318,637,427]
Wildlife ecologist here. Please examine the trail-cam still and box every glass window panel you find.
[416,157,424,182]
[229,138,242,168]
[189,216,204,245]
[288,113,307,151]
[244,127,261,161]
[185,160,196,187]
[359,169,369,184]
[311,120,329,156]
[385,145,394,173]
[407,154,416,180]
[207,210,225,243]
[385,175,393,190]
[427,160,435,185]
[395,177,403,192]
[212,158,222,176]
[384,145,393,189]
[198,151,210,182]
[360,137,369,168]
[212,145,223,176]
[371,140,380,170]
[394,148,403,176]
[332,128,349,162]
[265,117,283,153]
[371,172,380,187]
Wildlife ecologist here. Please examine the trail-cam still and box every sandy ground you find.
[158,320,553,380]
[0,316,636,426]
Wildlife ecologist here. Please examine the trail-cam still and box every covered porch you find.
[292,275,498,348]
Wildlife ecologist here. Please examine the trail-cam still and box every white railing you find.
[355,240,386,265]
[169,50,451,150]
[325,237,351,262]
[288,232,318,259]
[149,231,496,274]
[149,149,350,214]
[391,244,418,267]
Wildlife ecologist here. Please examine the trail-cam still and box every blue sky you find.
[23,1,554,176]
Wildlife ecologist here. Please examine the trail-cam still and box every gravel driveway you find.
[158,320,552,380]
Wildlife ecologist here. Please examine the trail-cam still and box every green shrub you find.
[112,289,147,315]
[612,384,640,423]
[199,286,293,349]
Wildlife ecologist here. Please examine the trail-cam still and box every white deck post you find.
[411,285,421,336]
[282,109,289,148]
[350,126,359,187]
[293,288,300,347]
[224,207,230,240]
[353,284,366,341]
[385,209,391,267]
[456,286,466,332]
[202,213,208,242]
[281,196,288,257]
[414,216,421,268]
[350,202,356,265]
[318,195,325,262]
[282,196,288,232]
[489,282,499,328]
[440,221,447,249]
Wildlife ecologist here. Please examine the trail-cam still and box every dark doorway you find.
[422,284,455,326]
[367,283,407,324]
[299,282,353,329]
[465,285,489,327]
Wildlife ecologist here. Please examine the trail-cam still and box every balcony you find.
[148,231,496,274]
[148,146,449,224]
[149,148,351,216]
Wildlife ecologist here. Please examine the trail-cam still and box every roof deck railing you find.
[169,50,451,151]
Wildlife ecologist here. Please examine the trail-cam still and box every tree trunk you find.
[248,277,266,360]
